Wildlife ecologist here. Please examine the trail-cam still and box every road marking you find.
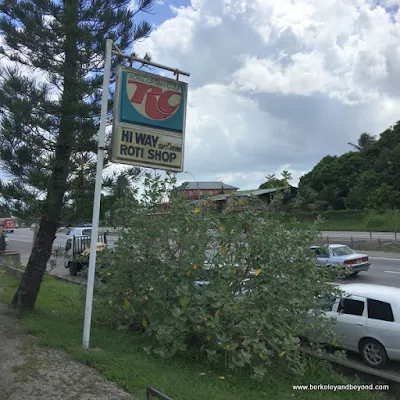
[369,257,400,261]
[384,271,400,274]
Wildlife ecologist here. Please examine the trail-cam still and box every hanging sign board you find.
[111,66,188,172]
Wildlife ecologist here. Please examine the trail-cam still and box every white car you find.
[311,244,370,276]
[322,283,400,368]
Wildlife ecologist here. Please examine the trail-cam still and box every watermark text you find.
[293,384,389,391]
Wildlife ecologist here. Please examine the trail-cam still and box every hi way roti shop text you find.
[111,66,188,172]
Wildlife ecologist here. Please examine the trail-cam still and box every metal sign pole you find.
[82,38,113,349]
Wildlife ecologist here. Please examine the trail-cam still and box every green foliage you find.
[292,210,367,223]
[286,209,400,232]
[0,274,385,400]
[259,171,292,189]
[94,173,341,379]
[0,0,154,224]
[298,123,400,211]
[348,133,377,151]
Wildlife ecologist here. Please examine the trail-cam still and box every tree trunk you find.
[11,221,58,309]
[11,0,79,310]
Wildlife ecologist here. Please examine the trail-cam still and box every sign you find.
[111,66,188,172]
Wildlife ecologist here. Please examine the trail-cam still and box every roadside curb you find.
[2,266,24,279]
[301,346,400,384]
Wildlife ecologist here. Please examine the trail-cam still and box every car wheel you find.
[359,338,387,368]
[349,271,359,277]
[68,262,77,276]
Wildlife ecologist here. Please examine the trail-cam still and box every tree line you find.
[259,122,400,212]
[297,122,400,211]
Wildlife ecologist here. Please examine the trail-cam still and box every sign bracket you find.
[111,45,190,79]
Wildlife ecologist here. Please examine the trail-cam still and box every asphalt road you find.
[7,228,115,248]
[339,256,400,288]
[6,228,116,280]
[5,229,400,287]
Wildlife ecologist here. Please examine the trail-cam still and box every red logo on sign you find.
[127,80,182,121]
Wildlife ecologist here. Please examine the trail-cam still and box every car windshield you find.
[331,246,354,257]
[82,228,92,237]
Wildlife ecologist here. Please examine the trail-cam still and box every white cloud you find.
[4,1,400,195]
[133,0,400,190]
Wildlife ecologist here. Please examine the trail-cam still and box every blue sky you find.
[147,0,190,27]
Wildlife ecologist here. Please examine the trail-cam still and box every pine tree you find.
[0,0,155,309]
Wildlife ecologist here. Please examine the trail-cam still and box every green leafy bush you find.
[94,173,340,379]
[291,210,367,222]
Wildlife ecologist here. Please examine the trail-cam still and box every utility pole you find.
[82,38,112,350]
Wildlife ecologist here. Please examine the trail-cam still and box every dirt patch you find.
[0,304,135,400]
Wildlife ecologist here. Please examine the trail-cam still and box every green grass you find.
[287,210,400,232]
[0,273,391,400]
[4,264,26,271]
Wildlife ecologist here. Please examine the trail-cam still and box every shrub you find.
[291,210,367,222]
[94,173,340,379]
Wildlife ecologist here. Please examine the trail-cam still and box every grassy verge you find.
[287,210,400,232]
[0,273,390,400]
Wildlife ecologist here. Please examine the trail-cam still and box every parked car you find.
[311,244,370,276]
[321,283,400,368]
[193,261,250,296]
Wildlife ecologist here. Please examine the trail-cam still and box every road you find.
[5,228,400,287]
[339,256,400,288]
[6,228,116,280]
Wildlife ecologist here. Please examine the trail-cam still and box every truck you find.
[0,218,17,233]
[64,229,108,276]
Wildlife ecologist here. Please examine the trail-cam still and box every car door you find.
[366,298,398,352]
[331,295,367,352]
[313,247,330,266]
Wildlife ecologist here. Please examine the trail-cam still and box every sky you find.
[128,0,400,190]
[1,0,400,195]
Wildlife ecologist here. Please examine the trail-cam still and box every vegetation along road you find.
[7,228,400,288]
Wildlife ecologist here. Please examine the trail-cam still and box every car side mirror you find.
[66,241,72,252]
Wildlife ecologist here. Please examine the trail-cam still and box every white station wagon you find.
[322,283,400,368]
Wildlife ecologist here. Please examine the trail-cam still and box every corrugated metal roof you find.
[249,188,279,196]
[176,181,239,191]
[207,187,287,201]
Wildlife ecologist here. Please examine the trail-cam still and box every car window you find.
[65,239,72,252]
[82,229,92,237]
[331,246,355,257]
[338,298,365,316]
[315,294,336,311]
[312,247,329,258]
[367,299,394,322]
